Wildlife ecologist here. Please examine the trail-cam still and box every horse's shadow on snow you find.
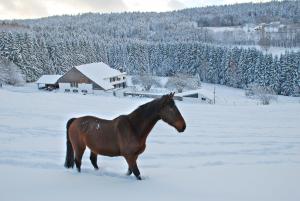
[70,168,149,181]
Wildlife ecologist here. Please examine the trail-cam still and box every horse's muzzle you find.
[175,120,186,133]
[179,122,186,133]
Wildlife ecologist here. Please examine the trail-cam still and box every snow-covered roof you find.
[36,75,62,84]
[75,62,125,90]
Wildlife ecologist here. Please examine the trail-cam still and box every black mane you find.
[129,97,162,120]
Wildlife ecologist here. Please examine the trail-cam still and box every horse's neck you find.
[128,102,160,143]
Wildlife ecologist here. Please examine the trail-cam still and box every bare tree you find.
[245,83,277,105]
[131,73,160,91]
[257,25,271,52]
[0,56,25,86]
[166,73,201,93]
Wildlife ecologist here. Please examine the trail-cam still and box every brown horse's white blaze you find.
[64,92,186,180]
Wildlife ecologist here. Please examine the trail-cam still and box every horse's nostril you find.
[182,124,186,131]
[179,123,186,132]
[175,120,186,133]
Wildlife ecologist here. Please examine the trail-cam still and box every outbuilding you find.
[36,75,62,90]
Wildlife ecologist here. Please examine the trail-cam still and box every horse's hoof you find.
[136,175,142,180]
[126,169,132,176]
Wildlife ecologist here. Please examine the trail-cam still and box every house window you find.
[71,82,78,88]
[65,89,70,92]
[73,89,78,93]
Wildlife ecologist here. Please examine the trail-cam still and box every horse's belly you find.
[97,149,121,157]
[85,136,120,156]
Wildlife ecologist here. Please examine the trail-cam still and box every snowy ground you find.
[0,84,300,201]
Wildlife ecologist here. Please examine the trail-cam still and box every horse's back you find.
[70,115,121,156]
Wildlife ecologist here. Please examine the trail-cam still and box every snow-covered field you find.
[235,45,300,56]
[1,84,300,201]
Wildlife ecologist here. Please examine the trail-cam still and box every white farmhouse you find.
[57,62,126,94]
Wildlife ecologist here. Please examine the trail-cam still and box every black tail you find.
[64,118,76,168]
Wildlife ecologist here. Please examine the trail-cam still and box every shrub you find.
[245,83,277,105]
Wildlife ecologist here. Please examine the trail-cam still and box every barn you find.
[36,75,62,91]
[57,62,126,94]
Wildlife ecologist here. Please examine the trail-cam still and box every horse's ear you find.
[169,92,175,99]
[161,94,170,106]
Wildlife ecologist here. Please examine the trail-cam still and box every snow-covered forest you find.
[0,0,299,96]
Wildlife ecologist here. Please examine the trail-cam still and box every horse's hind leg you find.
[90,152,99,170]
[74,144,86,172]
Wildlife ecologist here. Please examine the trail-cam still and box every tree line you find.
[0,31,299,96]
[0,1,299,95]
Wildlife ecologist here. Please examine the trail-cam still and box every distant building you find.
[36,75,62,90]
[254,22,283,32]
[57,62,126,94]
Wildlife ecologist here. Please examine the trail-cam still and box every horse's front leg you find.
[124,155,141,180]
[126,168,132,176]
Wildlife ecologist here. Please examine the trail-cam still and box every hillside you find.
[0,1,299,96]
[10,0,300,46]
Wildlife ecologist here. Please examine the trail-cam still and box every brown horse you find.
[64,92,186,180]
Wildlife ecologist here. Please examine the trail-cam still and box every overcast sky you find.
[0,0,271,20]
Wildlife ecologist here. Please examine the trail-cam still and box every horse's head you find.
[158,92,186,133]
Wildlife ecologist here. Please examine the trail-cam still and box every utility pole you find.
[213,85,216,104]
